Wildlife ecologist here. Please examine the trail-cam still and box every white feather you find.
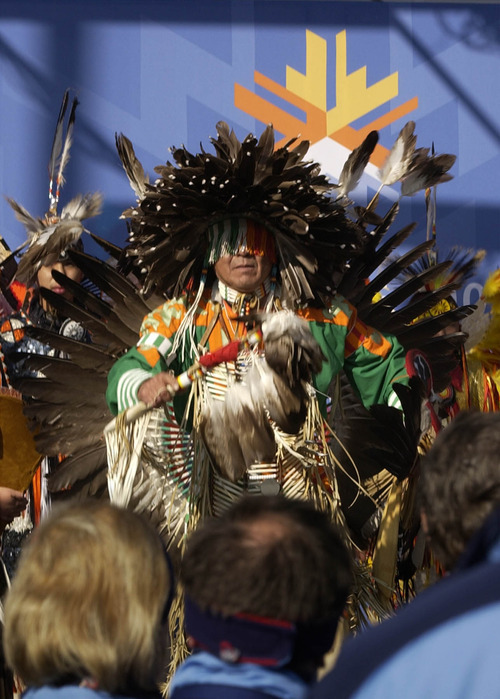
[61,192,103,221]
[378,121,416,187]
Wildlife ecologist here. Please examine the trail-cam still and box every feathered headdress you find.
[116,122,368,307]
[6,89,102,285]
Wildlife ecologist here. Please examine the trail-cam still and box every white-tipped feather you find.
[378,121,417,187]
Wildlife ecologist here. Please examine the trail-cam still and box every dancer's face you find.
[214,253,273,293]
[37,260,84,303]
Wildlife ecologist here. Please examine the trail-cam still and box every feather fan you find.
[200,311,325,482]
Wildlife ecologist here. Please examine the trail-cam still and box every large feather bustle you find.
[117,122,367,304]
[36,252,151,352]
[332,220,477,398]
[8,234,155,501]
[399,247,485,296]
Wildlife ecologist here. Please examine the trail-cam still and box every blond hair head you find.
[3,500,173,693]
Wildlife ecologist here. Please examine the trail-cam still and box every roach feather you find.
[38,289,138,349]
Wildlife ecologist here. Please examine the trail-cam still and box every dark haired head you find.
[419,410,500,570]
[180,495,353,677]
[181,495,352,624]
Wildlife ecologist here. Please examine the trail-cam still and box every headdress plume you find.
[7,90,102,285]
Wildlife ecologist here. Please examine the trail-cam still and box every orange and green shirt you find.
[106,290,408,420]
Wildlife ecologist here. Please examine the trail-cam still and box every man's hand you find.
[0,487,28,524]
[137,372,179,408]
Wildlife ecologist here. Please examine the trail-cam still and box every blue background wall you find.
[1,0,499,304]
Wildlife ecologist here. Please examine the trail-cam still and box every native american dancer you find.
[101,121,472,612]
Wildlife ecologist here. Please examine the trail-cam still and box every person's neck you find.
[217,278,274,316]
[217,278,271,304]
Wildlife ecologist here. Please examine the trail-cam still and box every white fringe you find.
[105,405,153,508]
